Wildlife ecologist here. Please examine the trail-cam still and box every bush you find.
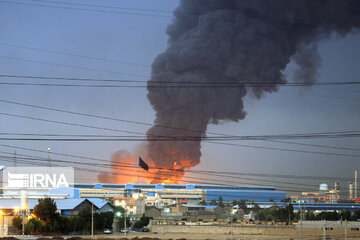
[12,217,22,231]
[24,218,43,234]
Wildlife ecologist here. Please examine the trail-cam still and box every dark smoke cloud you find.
[146,0,360,182]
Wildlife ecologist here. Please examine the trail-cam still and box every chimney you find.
[355,169,358,199]
[349,182,354,200]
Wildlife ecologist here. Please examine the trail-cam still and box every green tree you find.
[238,199,247,210]
[134,214,150,229]
[253,203,260,213]
[24,218,43,234]
[117,216,130,230]
[352,210,360,221]
[102,211,114,229]
[209,199,217,205]
[94,213,105,231]
[78,207,92,233]
[218,196,224,208]
[12,216,22,231]
[33,198,57,224]
[56,215,72,234]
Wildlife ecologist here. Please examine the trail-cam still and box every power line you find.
[265,139,360,152]
[1,111,360,159]
[0,143,356,182]
[0,154,310,192]
[31,0,175,14]
[1,99,360,158]
[1,132,360,153]
[0,152,340,193]
[1,74,360,87]
[0,55,149,78]
[2,98,360,140]
[0,144,356,197]
[0,42,150,67]
[0,0,172,18]
[0,154,351,196]
[0,153,319,191]
[1,99,359,143]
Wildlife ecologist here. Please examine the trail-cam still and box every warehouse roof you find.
[87,198,112,209]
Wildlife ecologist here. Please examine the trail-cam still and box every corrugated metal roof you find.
[54,199,90,210]
[87,198,111,209]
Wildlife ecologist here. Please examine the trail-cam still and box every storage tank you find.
[349,182,354,200]
[20,190,28,210]
[320,183,328,192]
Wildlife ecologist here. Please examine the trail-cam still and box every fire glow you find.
[98,149,190,184]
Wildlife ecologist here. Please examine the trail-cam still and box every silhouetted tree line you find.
[255,203,294,223]
[12,198,114,235]
[297,210,360,221]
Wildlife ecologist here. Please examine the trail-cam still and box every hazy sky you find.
[0,0,359,194]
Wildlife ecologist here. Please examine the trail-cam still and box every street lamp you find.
[116,211,127,236]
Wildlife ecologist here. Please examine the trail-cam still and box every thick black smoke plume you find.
[146,0,360,182]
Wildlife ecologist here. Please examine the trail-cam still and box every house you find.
[213,206,231,220]
[113,196,145,216]
[144,206,161,218]
[56,199,99,216]
[88,198,114,213]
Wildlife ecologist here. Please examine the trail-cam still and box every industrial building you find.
[72,183,287,203]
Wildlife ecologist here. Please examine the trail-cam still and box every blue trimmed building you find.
[73,183,287,203]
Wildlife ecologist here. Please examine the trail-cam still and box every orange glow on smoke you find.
[98,149,195,184]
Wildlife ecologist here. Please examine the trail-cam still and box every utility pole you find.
[323,220,326,240]
[299,204,302,240]
[21,211,24,235]
[344,219,347,240]
[91,202,94,236]
[124,210,127,237]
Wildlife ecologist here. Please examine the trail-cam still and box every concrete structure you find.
[355,169,358,199]
[113,196,145,216]
[1,187,79,199]
[334,181,340,201]
[349,182,355,200]
[292,202,360,211]
[145,206,161,218]
[290,183,341,203]
[73,183,286,203]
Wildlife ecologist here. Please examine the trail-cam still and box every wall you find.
[150,224,360,238]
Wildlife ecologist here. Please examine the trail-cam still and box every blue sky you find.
[0,0,359,192]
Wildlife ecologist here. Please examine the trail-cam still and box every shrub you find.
[12,217,22,231]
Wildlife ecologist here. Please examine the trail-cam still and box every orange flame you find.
[98,148,195,184]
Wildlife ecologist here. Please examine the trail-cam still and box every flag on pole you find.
[138,157,149,171]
